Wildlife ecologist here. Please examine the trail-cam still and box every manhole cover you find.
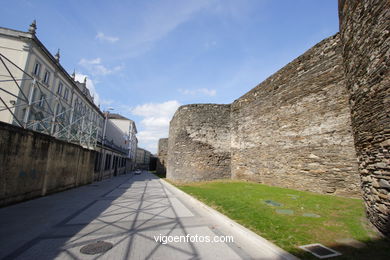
[287,194,299,200]
[299,243,341,259]
[303,213,321,218]
[80,241,113,255]
[264,200,283,207]
[275,209,294,215]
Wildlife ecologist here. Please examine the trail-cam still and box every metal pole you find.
[51,102,58,135]
[99,112,108,181]
[68,105,74,140]
[79,115,85,146]
[23,79,36,127]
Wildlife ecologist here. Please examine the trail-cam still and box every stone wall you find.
[0,122,95,206]
[339,0,390,236]
[231,34,360,197]
[166,36,360,196]
[156,138,168,175]
[165,0,389,237]
[167,104,231,182]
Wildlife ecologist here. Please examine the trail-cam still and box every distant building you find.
[108,113,138,169]
[136,147,151,170]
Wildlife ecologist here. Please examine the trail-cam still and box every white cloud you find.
[74,73,100,106]
[178,88,217,97]
[131,100,180,118]
[100,98,114,106]
[119,0,213,58]
[79,58,123,76]
[141,117,170,129]
[80,58,101,65]
[204,40,217,49]
[96,32,119,43]
[131,100,181,153]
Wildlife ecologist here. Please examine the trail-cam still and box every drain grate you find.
[299,243,341,259]
[302,213,321,218]
[275,209,294,215]
[264,200,283,207]
[80,241,113,255]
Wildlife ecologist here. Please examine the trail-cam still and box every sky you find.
[0,0,339,153]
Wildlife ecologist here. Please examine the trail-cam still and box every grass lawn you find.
[172,180,389,259]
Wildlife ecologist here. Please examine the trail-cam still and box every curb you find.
[160,178,300,260]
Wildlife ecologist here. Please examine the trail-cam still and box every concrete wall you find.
[339,0,390,236]
[0,121,95,206]
[156,138,168,175]
[231,34,360,197]
[167,104,231,182]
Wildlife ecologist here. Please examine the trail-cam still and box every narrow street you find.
[0,172,293,260]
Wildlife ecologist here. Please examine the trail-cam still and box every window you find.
[64,88,69,100]
[57,82,63,95]
[60,106,66,120]
[38,94,46,107]
[33,62,41,76]
[43,70,50,84]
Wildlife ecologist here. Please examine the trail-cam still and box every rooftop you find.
[108,113,131,120]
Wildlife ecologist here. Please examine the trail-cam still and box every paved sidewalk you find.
[0,172,297,259]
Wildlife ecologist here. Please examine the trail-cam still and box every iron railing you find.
[0,52,102,149]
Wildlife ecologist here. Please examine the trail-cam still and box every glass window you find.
[64,88,69,100]
[57,82,63,95]
[33,62,41,76]
[43,70,50,84]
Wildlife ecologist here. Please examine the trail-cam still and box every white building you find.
[108,113,138,167]
[0,21,103,149]
[0,21,141,181]
[95,115,127,179]
[94,113,138,179]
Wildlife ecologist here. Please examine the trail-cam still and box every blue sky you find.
[1,0,339,153]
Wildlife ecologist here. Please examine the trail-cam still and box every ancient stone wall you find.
[156,138,168,175]
[0,122,95,206]
[167,104,231,182]
[165,0,389,237]
[339,0,390,236]
[230,34,360,197]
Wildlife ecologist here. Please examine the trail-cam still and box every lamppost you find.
[99,107,113,181]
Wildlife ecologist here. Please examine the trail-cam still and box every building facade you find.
[94,113,138,180]
[108,113,138,170]
[135,147,151,170]
[0,21,103,149]
[0,22,140,182]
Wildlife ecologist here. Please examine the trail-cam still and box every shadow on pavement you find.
[0,171,201,259]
